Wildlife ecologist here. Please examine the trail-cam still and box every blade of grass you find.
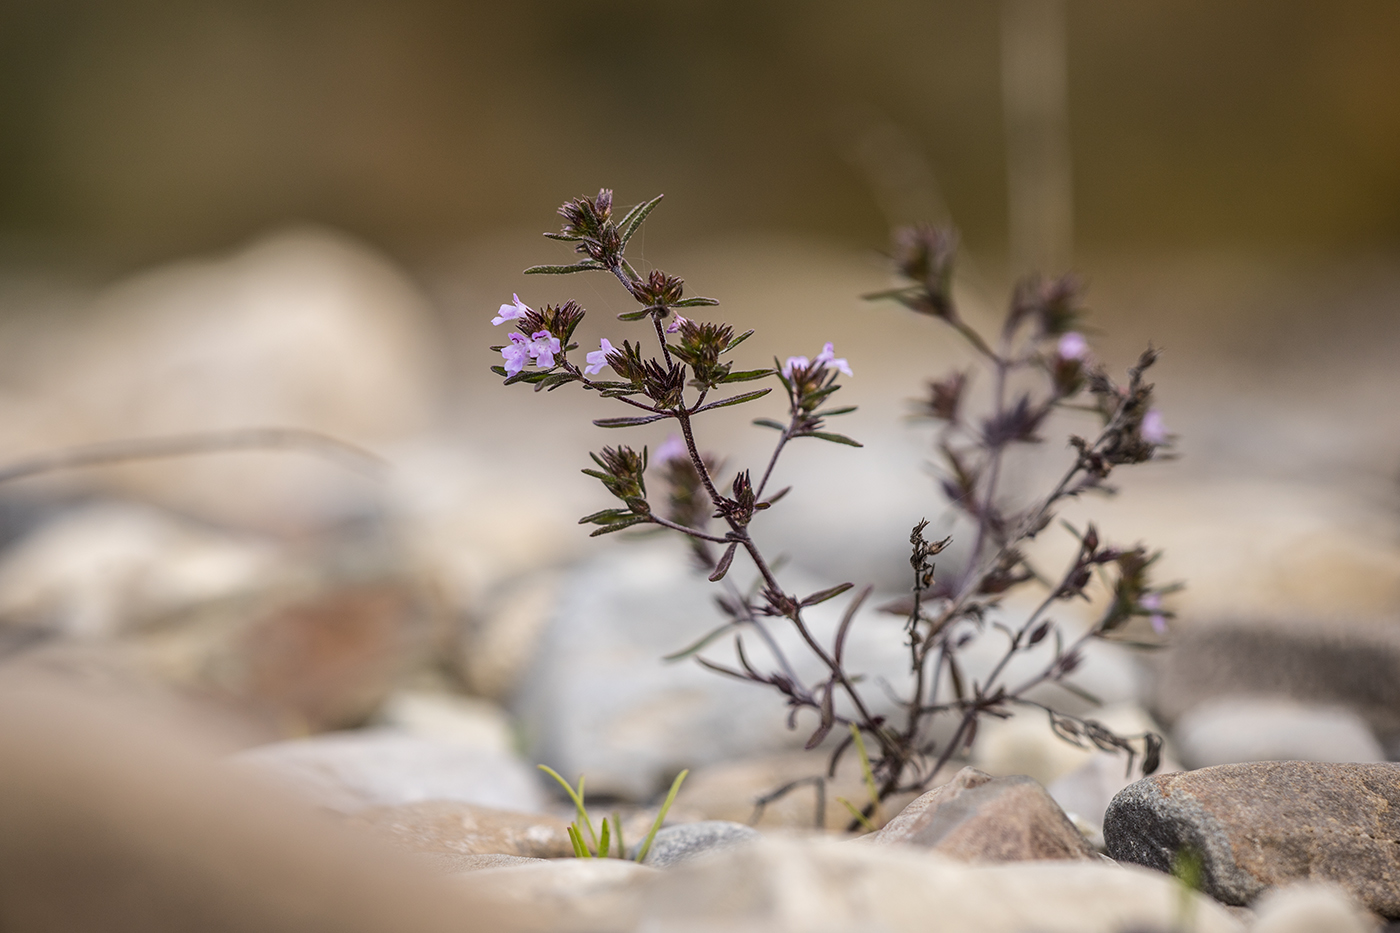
[836,796,877,833]
[634,769,689,863]
[597,814,611,859]
[538,765,598,849]
[849,724,882,824]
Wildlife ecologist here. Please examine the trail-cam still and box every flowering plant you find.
[493,190,1175,826]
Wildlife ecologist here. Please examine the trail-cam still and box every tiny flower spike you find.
[529,330,561,369]
[1141,408,1169,445]
[1139,592,1168,635]
[584,338,615,376]
[501,332,532,377]
[493,293,531,326]
[780,355,810,379]
[666,315,688,334]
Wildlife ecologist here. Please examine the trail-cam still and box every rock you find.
[866,766,1095,861]
[1103,761,1400,917]
[1250,883,1379,933]
[453,858,658,933]
[414,852,546,874]
[1047,750,1182,847]
[635,820,761,868]
[0,501,278,639]
[346,800,573,859]
[636,836,1244,932]
[1172,697,1384,768]
[372,690,516,754]
[229,728,546,813]
[680,751,916,831]
[1153,620,1400,750]
[0,229,442,534]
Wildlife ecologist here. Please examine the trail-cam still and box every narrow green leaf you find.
[694,388,772,413]
[524,262,603,275]
[618,194,664,247]
[752,418,787,431]
[617,308,652,321]
[612,813,626,859]
[805,431,863,448]
[567,824,588,858]
[720,368,775,383]
[535,372,578,392]
[589,517,651,536]
[723,330,755,352]
[849,723,880,811]
[579,508,630,525]
[760,486,792,507]
[800,582,855,607]
[490,365,508,377]
[597,816,611,859]
[672,296,719,308]
[542,231,584,242]
[635,769,689,863]
[861,286,917,301]
[662,619,742,662]
[836,796,877,833]
[819,406,858,417]
[538,765,598,850]
[593,413,670,428]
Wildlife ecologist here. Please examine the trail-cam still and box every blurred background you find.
[1,0,1399,842]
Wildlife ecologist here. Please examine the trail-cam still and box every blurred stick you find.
[0,428,388,486]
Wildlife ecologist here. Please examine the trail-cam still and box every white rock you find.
[1249,882,1378,933]
[1173,697,1384,768]
[229,728,545,813]
[1,229,442,533]
[371,690,516,756]
[454,858,658,933]
[636,836,1244,933]
[0,501,279,638]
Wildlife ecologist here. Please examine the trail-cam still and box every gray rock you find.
[636,820,761,868]
[1104,761,1400,917]
[636,836,1245,933]
[1154,620,1400,749]
[1173,697,1384,768]
[867,767,1095,862]
[512,538,1143,800]
[229,728,545,813]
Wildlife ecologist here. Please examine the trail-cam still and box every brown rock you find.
[347,801,575,859]
[1103,761,1400,918]
[866,766,1095,861]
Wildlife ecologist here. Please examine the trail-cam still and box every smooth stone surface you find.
[866,766,1095,861]
[346,800,573,859]
[1173,697,1384,768]
[229,728,545,813]
[371,690,516,755]
[420,852,545,873]
[636,820,761,868]
[454,858,658,933]
[1250,883,1378,933]
[1154,620,1400,748]
[1104,761,1400,917]
[636,836,1244,933]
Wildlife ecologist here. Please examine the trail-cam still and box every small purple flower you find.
[780,355,809,379]
[1141,408,1168,445]
[654,434,689,464]
[666,315,689,335]
[584,338,615,376]
[815,342,853,376]
[529,330,561,369]
[1139,592,1168,635]
[1057,332,1088,360]
[493,293,531,326]
[501,332,532,376]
